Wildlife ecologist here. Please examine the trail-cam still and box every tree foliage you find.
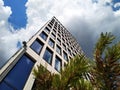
[93,32,120,90]
[33,55,93,90]
[33,32,120,90]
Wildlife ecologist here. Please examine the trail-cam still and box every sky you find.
[0,0,120,67]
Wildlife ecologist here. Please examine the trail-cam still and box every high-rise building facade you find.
[0,17,83,90]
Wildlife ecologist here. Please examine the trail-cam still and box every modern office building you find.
[0,17,84,90]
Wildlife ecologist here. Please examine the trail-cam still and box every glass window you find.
[44,27,50,34]
[63,51,68,61]
[56,45,61,55]
[53,29,56,34]
[40,31,48,41]
[50,22,53,26]
[0,81,14,90]
[73,53,75,57]
[54,56,62,72]
[68,49,72,55]
[57,38,61,45]
[62,38,65,43]
[30,39,43,54]
[54,26,57,30]
[61,27,63,31]
[58,24,60,29]
[51,19,55,23]
[43,48,53,64]
[58,30,60,33]
[0,55,34,90]
[55,22,57,27]
[51,33,56,40]
[48,38,55,48]
[58,34,61,39]
[48,24,52,28]
[62,44,66,50]
[66,42,69,47]
[71,47,73,51]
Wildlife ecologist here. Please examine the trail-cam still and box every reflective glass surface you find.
[43,48,53,64]
[30,39,43,54]
[0,55,34,90]
[55,57,61,72]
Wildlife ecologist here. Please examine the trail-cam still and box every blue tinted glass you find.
[31,40,43,54]
[51,33,56,40]
[44,27,50,34]
[63,52,68,61]
[43,49,53,64]
[40,32,47,40]
[2,55,34,90]
[56,45,61,55]
[55,57,61,72]
[57,38,61,45]
[68,49,71,55]
[0,81,14,90]
[48,39,54,48]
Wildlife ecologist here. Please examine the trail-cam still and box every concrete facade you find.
[0,17,83,90]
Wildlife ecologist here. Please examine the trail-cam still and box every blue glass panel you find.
[31,40,43,54]
[0,81,14,90]
[3,55,34,90]
[63,52,68,61]
[44,27,50,34]
[56,45,61,55]
[40,32,47,41]
[43,48,53,64]
[55,57,61,72]
[57,38,61,45]
[48,39,54,48]
[51,33,56,40]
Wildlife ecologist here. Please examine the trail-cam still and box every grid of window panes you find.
[30,17,82,72]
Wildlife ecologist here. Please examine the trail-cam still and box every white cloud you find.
[114,2,120,8]
[114,9,120,16]
[1,0,120,65]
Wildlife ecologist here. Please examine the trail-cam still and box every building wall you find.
[0,17,83,90]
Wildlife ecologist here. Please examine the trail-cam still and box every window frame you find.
[63,51,68,61]
[40,31,48,41]
[0,54,35,90]
[48,38,55,48]
[30,39,44,54]
[56,45,61,55]
[44,27,50,34]
[43,48,53,65]
[54,56,62,72]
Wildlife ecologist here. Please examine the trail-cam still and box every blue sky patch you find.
[112,0,120,11]
[17,41,22,49]
[3,0,28,30]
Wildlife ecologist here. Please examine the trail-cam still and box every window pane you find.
[56,45,61,55]
[51,33,56,40]
[44,27,50,34]
[0,55,34,90]
[63,51,68,61]
[43,48,53,64]
[62,44,66,50]
[68,49,72,55]
[53,29,56,34]
[57,38,61,45]
[48,38,54,48]
[40,31,48,41]
[55,56,61,72]
[0,81,13,90]
[30,39,43,54]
